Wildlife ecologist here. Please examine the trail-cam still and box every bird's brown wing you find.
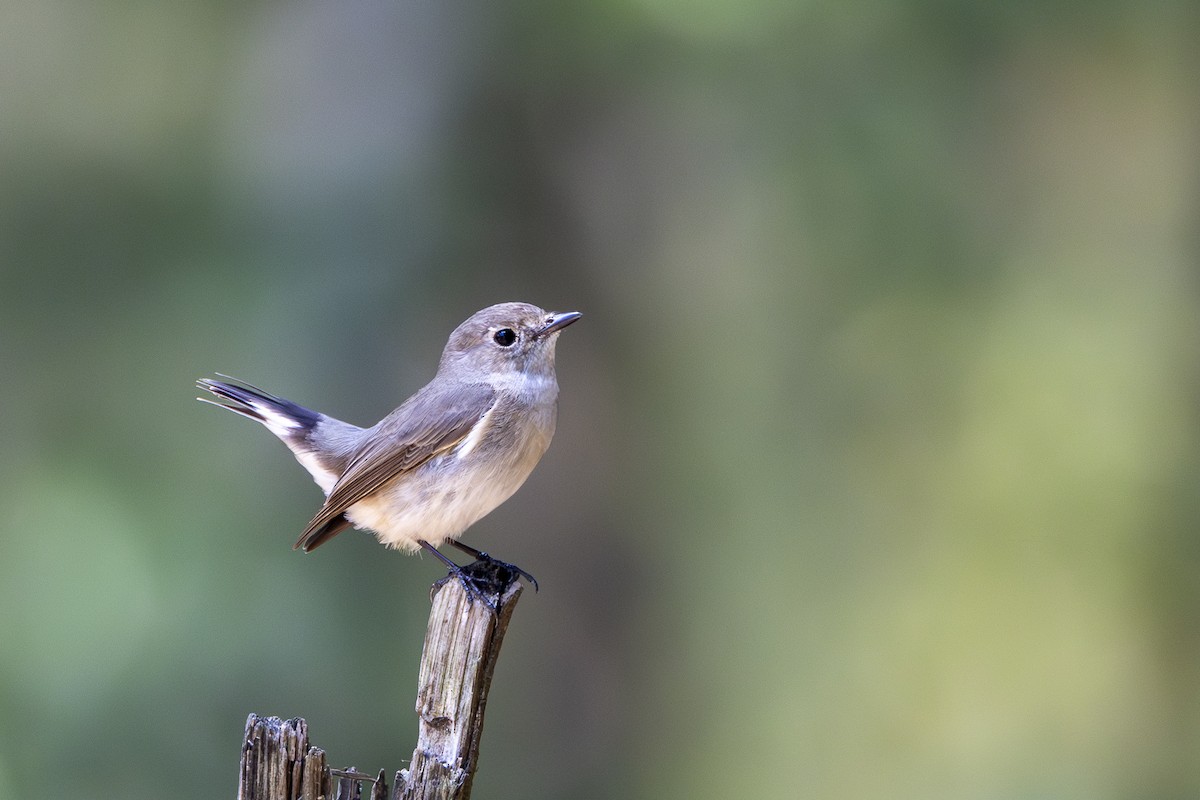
[294,383,497,552]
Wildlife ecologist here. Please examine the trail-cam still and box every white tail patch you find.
[252,405,304,439]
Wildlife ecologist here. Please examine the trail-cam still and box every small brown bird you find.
[198,302,580,594]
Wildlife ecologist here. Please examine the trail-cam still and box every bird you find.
[197,301,580,598]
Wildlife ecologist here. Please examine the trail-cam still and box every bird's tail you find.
[196,376,321,445]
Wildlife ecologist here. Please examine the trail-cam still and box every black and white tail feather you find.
[195,375,358,507]
[196,375,321,444]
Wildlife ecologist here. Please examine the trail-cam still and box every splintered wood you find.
[399,579,523,800]
[236,577,523,800]
[238,715,329,800]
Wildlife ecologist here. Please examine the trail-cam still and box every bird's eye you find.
[493,328,517,347]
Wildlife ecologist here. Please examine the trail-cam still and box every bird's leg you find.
[448,539,539,592]
[419,540,508,609]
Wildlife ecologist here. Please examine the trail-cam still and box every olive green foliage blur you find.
[1,2,1198,799]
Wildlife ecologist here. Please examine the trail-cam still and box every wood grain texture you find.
[397,579,523,800]
[238,715,330,800]
[237,574,523,800]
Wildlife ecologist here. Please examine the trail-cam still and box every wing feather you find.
[294,383,497,552]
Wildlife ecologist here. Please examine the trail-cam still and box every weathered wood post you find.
[237,574,524,800]
[237,716,330,800]
[399,579,522,799]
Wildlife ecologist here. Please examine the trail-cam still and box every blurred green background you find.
[2,1,1198,798]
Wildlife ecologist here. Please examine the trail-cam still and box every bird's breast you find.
[346,394,557,552]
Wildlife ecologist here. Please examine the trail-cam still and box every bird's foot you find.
[429,560,513,611]
[423,539,537,610]
[447,539,538,592]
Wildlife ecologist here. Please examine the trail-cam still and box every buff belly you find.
[343,433,550,552]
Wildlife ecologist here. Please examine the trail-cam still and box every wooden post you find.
[237,573,524,800]
[398,579,523,799]
[237,715,330,800]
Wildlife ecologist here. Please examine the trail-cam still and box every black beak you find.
[535,311,582,338]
